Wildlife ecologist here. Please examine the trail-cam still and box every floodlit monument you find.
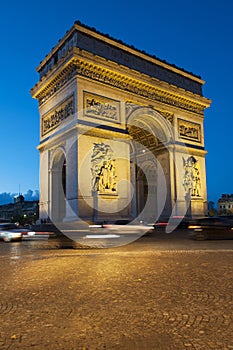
[31,21,211,225]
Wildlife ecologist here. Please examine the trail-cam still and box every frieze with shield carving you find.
[38,64,77,106]
[35,58,207,115]
[76,61,206,115]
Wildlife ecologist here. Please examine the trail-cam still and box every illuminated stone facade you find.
[31,21,211,223]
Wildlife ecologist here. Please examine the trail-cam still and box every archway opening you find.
[51,150,66,223]
[127,110,172,223]
[136,166,148,214]
[62,159,66,197]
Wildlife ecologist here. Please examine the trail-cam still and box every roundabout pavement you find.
[0,231,232,349]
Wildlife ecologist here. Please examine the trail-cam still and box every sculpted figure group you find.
[183,156,201,197]
[91,143,117,193]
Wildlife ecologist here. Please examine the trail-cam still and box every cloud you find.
[0,190,39,205]
[24,190,39,201]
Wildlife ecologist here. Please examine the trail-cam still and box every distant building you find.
[0,195,39,223]
[218,194,233,214]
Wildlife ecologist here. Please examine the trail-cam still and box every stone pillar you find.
[39,150,49,220]
[64,137,79,221]
[130,161,137,219]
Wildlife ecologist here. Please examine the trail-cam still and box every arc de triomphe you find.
[31,21,211,225]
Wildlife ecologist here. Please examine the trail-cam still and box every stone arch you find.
[50,147,66,222]
[127,107,174,145]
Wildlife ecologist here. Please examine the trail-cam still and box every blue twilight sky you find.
[0,0,232,205]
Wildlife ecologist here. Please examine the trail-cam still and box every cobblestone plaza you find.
[0,234,232,349]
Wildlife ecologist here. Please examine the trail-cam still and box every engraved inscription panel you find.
[178,119,201,142]
[83,92,120,123]
[42,95,74,136]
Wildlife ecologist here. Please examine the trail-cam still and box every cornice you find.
[167,142,207,155]
[32,51,211,115]
[38,122,131,151]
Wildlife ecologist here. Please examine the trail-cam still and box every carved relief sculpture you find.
[84,92,120,123]
[91,143,117,194]
[178,119,201,142]
[42,95,74,136]
[183,156,201,197]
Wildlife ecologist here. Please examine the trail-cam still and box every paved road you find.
[0,231,233,349]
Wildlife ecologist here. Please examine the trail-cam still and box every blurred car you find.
[101,220,153,235]
[88,219,153,236]
[188,217,233,240]
[153,216,190,231]
[0,223,36,242]
[47,219,153,248]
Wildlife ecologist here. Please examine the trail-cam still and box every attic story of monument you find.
[31,21,211,224]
